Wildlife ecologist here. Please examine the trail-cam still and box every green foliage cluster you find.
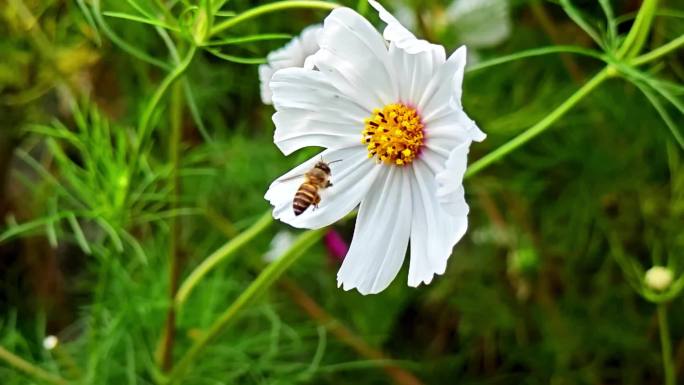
[0,0,682,384]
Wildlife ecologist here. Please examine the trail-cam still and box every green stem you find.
[158,81,184,371]
[616,0,660,59]
[210,1,339,36]
[136,46,196,153]
[168,228,325,384]
[657,304,676,385]
[174,211,273,308]
[632,34,684,65]
[126,46,196,207]
[465,67,611,178]
[0,346,68,385]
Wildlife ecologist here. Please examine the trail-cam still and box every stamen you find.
[361,103,424,166]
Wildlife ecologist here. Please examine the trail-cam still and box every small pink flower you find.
[324,230,348,263]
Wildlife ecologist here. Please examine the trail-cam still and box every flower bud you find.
[644,266,673,291]
[324,230,348,263]
[43,335,59,350]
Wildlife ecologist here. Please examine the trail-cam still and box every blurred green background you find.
[0,0,683,384]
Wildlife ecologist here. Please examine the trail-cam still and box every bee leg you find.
[312,195,321,211]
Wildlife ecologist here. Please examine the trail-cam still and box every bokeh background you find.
[1,0,683,384]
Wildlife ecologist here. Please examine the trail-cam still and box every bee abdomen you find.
[293,183,318,216]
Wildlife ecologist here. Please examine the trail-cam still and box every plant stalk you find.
[465,67,611,178]
[210,1,339,36]
[168,228,325,384]
[157,81,185,371]
[632,34,684,65]
[0,346,68,385]
[658,303,676,385]
[616,0,660,59]
[126,46,196,209]
[174,210,274,308]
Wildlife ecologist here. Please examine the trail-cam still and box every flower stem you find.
[210,1,339,37]
[281,279,425,385]
[658,303,676,385]
[168,228,326,384]
[631,34,684,65]
[616,0,660,59]
[174,210,273,308]
[0,345,68,385]
[157,81,185,371]
[465,67,611,179]
[136,46,196,156]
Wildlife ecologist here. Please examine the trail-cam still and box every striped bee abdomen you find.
[293,182,320,216]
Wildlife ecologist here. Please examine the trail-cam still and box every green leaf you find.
[214,10,236,17]
[67,213,92,255]
[558,0,605,49]
[92,0,171,70]
[467,46,605,73]
[631,80,684,150]
[103,11,179,31]
[75,0,103,45]
[120,230,149,265]
[183,79,213,143]
[598,0,618,49]
[203,33,292,46]
[205,49,266,64]
[96,218,125,252]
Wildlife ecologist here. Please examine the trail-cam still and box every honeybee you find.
[291,159,340,216]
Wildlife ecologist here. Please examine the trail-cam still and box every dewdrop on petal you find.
[644,266,673,291]
[43,335,59,350]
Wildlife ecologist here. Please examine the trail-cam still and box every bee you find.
[291,159,341,216]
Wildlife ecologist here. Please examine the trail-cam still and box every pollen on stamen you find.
[361,103,424,166]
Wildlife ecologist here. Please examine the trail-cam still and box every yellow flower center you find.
[361,103,424,166]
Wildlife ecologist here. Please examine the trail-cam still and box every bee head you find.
[315,161,331,174]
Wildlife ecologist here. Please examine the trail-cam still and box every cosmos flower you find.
[264,0,485,294]
[395,0,511,64]
[258,24,323,104]
[446,0,511,49]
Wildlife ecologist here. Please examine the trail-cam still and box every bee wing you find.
[277,173,306,183]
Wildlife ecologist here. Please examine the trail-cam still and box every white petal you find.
[265,147,381,229]
[259,24,323,104]
[306,7,398,110]
[368,0,439,55]
[270,68,368,155]
[419,46,467,119]
[389,41,445,106]
[408,160,468,286]
[448,0,512,48]
[434,142,471,216]
[425,109,486,155]
[337,167,412,294]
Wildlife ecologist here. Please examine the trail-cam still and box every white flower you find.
[264,0,485,295]
[393,0,511,66]
[264,230,295,262]
[447,0,512,49]
[645,266,673,291]
[258,25,323,104]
